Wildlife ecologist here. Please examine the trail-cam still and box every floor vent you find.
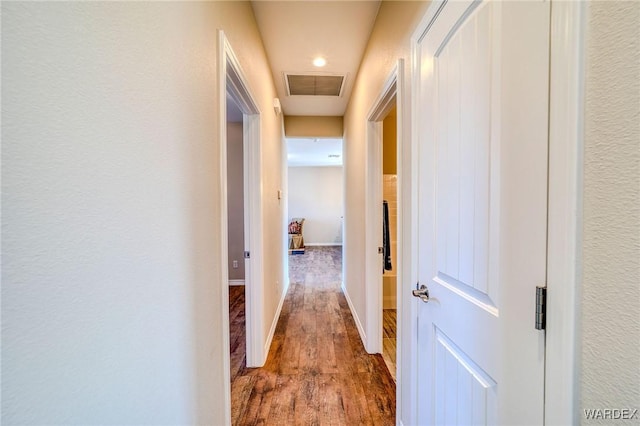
[285,74,345,97]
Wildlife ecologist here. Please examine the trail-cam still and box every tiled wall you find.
[383,174,397,309]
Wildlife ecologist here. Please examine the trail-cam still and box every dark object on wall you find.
[383,201,392,271]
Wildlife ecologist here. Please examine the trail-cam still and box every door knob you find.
[412,284,430,303]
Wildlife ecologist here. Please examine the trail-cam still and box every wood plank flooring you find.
[230,246,396,425]
[229,285,246,382]
[382,309,397,382]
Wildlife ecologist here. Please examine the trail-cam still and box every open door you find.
[219,30,264,373]
[413,1,550,424]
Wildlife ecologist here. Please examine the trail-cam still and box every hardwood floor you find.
[382,309,397,381]
[230,246,396,425]
[229,285,246,382]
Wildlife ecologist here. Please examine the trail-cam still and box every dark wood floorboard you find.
[229,285,247,382]
[229,246,396,425]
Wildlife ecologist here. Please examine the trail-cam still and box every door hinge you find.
[535,286,546,330]
[244,251,250,259]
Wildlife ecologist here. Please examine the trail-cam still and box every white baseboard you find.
[228,279,245,286]
[342,282,367,349]
[303,243,343,247]
[263,285,287,363]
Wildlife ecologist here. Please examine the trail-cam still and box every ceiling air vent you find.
[285,74,345,97]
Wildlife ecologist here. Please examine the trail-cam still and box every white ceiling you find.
[252,1,381,117]
[287,138,343,167]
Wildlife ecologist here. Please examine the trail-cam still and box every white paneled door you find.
[414,1,550,424]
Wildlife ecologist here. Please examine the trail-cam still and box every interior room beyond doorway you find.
[381,105,398,380]
[287,137,344,250]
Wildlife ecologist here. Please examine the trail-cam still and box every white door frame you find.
[217,30,265,409]
[545,1,585,424]
[365,61,403,355]
[365,61,412,421]
[404,1,585,424]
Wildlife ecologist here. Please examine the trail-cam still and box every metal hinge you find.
[535,286,547,330]
[244,251,250,259]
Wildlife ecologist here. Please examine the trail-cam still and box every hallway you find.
[230,246,396,425]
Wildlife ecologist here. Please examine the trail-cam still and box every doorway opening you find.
[381,106,398,380]
[226,95,247,384]
[219,30,265,424]
[365,60,406,418]
[222,36,264,370]
[285,136,344,280]
[286,137,344,249]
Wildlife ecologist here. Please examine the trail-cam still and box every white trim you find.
[413,0,446,46]
[396,55,416,426]
[303,243,343,247]
[364,118,383,355]
[282,120,290,294]
[342,125,349,344]
[264,284,288,360]
[366,60,410,426]
[218,29,265,379]
[406,22,426,422]
[364,114,382,349]
[243,113,264,368]
[368,75,398,121]
[228,279,245,286]
[216,30,232,426]
[342,282,367,346]
[545,1,585,424]
[365,64,400,356]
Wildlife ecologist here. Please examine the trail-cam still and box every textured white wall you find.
[1,2,283,424]
[581,1,640,422]
[288,166,344,245]
[342,2,429,423]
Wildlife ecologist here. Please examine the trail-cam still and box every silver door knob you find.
[412,284,430,303]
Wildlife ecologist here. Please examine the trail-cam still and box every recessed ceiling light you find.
[313,57,327,67]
